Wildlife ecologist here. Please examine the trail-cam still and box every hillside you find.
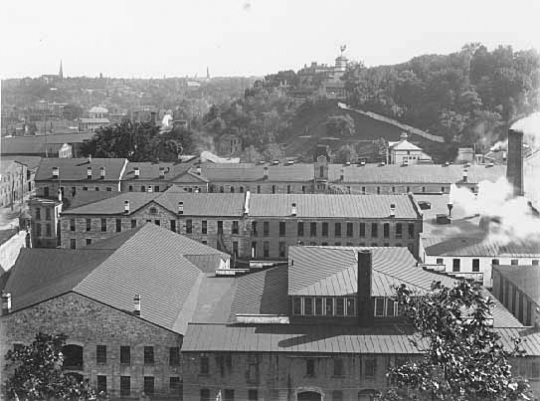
[282,100,450,162]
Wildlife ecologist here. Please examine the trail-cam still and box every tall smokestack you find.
[507,128,524,197]
[133,294,141,316]
[357,250,373,327]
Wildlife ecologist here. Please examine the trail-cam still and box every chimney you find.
[264,166,269,179]
[124,200,130,213]
[340,168,344,181]
[159,166,165,179]
[87,166,92,179]
[52,166,59,179]
[134,167,140,179]
[57,189,62,202]
[178,201,184,215]
[243,191,250,216]
[2,292,12,315]
[291,203,297,216]
[390,204,396,218]
[507,128,524,197]
[357,250,373,327]
[147,185,153,193]
[100,167,106,179]
[133,294,141,316]
[462,168,468,183]
[87,155,92,163]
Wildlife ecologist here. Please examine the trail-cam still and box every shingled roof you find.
[35,158,128,181]
[4,223,228,334]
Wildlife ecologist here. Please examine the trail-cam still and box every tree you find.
[3,332,103,401]
[62,104,83,121]
[325,114,355,137]
[381,281,531,401]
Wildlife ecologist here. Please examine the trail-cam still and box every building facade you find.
[0,160,28,207]
[59,192,423,259]
[29,196,63,248]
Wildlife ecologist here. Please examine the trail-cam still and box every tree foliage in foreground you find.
[3,332,103,401]
[381,281,531,401]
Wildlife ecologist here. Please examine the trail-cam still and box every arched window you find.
[62,344,83,370]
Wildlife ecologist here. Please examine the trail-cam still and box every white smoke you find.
[512,111,540,152]
[450,177,540,245]
[490,140,507,152]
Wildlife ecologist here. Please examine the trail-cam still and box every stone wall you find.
[0,292,182,399]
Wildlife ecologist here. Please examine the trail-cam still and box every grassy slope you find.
[282,100,447,162]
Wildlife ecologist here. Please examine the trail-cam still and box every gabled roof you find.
[4,224,228,334]
[494,265,540,304]
[249,194,421,219]
[1,155,43,170]
[35,158,127,181]
[423,236,540,258]
[62,192,246,217]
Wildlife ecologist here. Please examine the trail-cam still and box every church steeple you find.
[59,60,64,79]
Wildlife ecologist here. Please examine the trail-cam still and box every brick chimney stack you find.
[507,128,524,197]
[357,250,373,327]
[87,167,92,179]
[133,294,141,316]
[2,292,12,315]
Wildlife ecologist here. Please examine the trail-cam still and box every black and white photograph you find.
[1,1,539,400]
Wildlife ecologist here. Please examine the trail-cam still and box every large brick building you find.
[1,223,230,399]
[181,246,540,400]
[58,191,423,259]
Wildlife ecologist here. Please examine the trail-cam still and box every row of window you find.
[42,186,114,199]
[292,297,399,318]
[34,223,53,238]
[99,375,181,397]
[34,207,52,221]
[251,241,414,258]
[437,258,540,273]
[198,354,378,380]
[69,218,240,236]
[210,184,308,194]
[253,221,416,239]
[94,345,180,366]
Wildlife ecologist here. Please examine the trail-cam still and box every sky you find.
[1,0,539,79]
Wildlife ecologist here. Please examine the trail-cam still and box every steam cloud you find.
[450,178,540,245]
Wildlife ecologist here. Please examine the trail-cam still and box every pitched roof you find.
[249,194,421,219]
[494,265,540,304]
[327,164,505,184]
[62,192,246,217]
[198,162,505,185]
[389,139,422,151]
[423,236,540,258]
[122,160,199,182]
[288,246,455,297]
[4,224,227,334]
[35,158,127,181]
[201,163,313,182]
[182,324,540,355]
[1,155,43,170]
